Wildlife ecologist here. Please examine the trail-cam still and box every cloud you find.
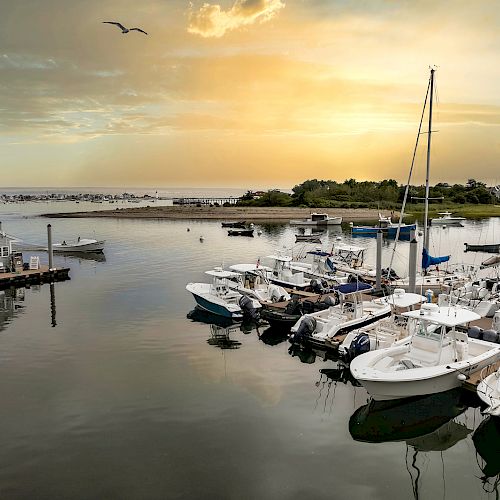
[188,0,285,38]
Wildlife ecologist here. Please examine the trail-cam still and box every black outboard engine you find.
[382,268,400,280]
[344,333,370,362]
[311,279,324,294]
[285,297,303,315]
[321,295,338,307]
[290,316,317,344]
[239,295,260,321]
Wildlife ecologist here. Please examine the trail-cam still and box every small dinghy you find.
[221,221,246,228]
[52,238,105,253]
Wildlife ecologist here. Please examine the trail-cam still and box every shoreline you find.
[40,206,396,222]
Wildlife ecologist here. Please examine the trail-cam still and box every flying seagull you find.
[102,22,148,35]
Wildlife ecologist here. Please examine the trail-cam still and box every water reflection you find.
[350,390,478,500]
[349,389,470,443]
[0,288,26,332]
[257,326,289,346]
[473,416,500,492]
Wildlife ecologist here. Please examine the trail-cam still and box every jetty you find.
[0,266,70,290]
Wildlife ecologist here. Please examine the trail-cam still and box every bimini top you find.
[205,269,240,279]
[334,244,365,253]
[334,282,372,295]
[378,290,426,308]
[229,263,272,273]
[402,305,481,327]
[266,255,292,262]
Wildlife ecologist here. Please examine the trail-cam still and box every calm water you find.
[0,203,499,499]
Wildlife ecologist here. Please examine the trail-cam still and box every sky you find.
[0,0,499,188]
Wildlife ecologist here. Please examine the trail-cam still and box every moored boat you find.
[227,229,254,237]
[464,242,500,253]
[52,238,105,253]
[477,367,500,416]
[431,212,466,226]
[350,304,500,401]
[290,213,342,226]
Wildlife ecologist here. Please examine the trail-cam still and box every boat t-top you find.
[430,212,466,226]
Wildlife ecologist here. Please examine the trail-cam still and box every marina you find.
[0,198,499,499]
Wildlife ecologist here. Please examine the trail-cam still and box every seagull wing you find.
[130,28,148,35]
[103,21,127,31]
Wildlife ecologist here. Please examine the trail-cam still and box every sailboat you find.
[388,68,475,293]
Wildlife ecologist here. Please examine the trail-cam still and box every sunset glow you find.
[1,0,499,187]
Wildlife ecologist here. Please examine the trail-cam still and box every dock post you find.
[47,224,54,271]
[409,237,417,294]
[376,230,383,291]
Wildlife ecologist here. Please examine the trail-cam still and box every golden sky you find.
[0,0,499,188]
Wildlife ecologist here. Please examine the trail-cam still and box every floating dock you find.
[463,360,500,392]
[0,266,70,290]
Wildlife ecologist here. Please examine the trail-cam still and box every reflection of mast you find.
[406,446,421,500]
[50,283,56,327]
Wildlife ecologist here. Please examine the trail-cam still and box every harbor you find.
[0,197,499,499]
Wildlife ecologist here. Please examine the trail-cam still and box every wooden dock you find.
[0,266,70,290]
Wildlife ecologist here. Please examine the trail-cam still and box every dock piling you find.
[375,230,383,290]
[47,224,54,271]
[408,237,417,294]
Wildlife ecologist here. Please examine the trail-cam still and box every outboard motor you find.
[285,297,303,315]
[482,329,500,344]
[467,326,483,340]
[310,279,324,294]
[239,295,260,321]
[321,295,337,308]
[290,317,317,344]
[344,332,370,362]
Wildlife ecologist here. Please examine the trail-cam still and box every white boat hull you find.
[290,217,342,226]
[52,239,105,253]
[477,370,500,416]
[351,341,500,401]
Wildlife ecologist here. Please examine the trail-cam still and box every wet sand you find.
[41,205,394,222]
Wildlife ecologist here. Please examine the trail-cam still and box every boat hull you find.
[52,240,105,253]
[189,293,243,320]
[351,346,500,401]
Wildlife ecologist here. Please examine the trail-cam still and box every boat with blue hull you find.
[350,214,416,240]
[186,269,261,320]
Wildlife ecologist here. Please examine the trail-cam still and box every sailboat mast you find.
[423,68,435,251]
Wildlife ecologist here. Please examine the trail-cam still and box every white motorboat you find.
[261,255,312,290]
[228,264,291,304]
[186,269,261,320]
[477,368,500,416]
[338,289,426,360]
[289,282,392,349]
[430,212,466,226]
[290,212,342,226]
[350,304,500,401]
[52,238,105,253]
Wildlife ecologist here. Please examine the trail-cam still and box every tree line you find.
[236,179,497,208]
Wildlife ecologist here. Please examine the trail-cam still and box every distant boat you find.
[221,221,246,228]
[295,234,322,243]
[227,229,254,237]
[430,211,466,226]
[52,238,105,253]
[465,242,500,253]
[351,213,416,239]
[290,213,342,226]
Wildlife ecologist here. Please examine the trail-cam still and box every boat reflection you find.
[350,389,476,499]
[58,251,106,262]
[187,307,260,350]
[258,326,289,346]
[349,388,471,443]
[473,416,500,486]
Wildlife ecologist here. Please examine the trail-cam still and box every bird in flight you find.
[102,22,148,35]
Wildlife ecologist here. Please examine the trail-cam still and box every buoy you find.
[442,225,446,229]
[336,236,342,241]
[257,230,262,235]
[187,228,190,232]
[200,236,204,242]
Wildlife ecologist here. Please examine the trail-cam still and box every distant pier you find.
[172,197,239,206]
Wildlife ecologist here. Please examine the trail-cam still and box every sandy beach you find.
[41,205,395,221]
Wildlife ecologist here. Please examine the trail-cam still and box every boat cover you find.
[422,248,450,269]
[334,282,372,294]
